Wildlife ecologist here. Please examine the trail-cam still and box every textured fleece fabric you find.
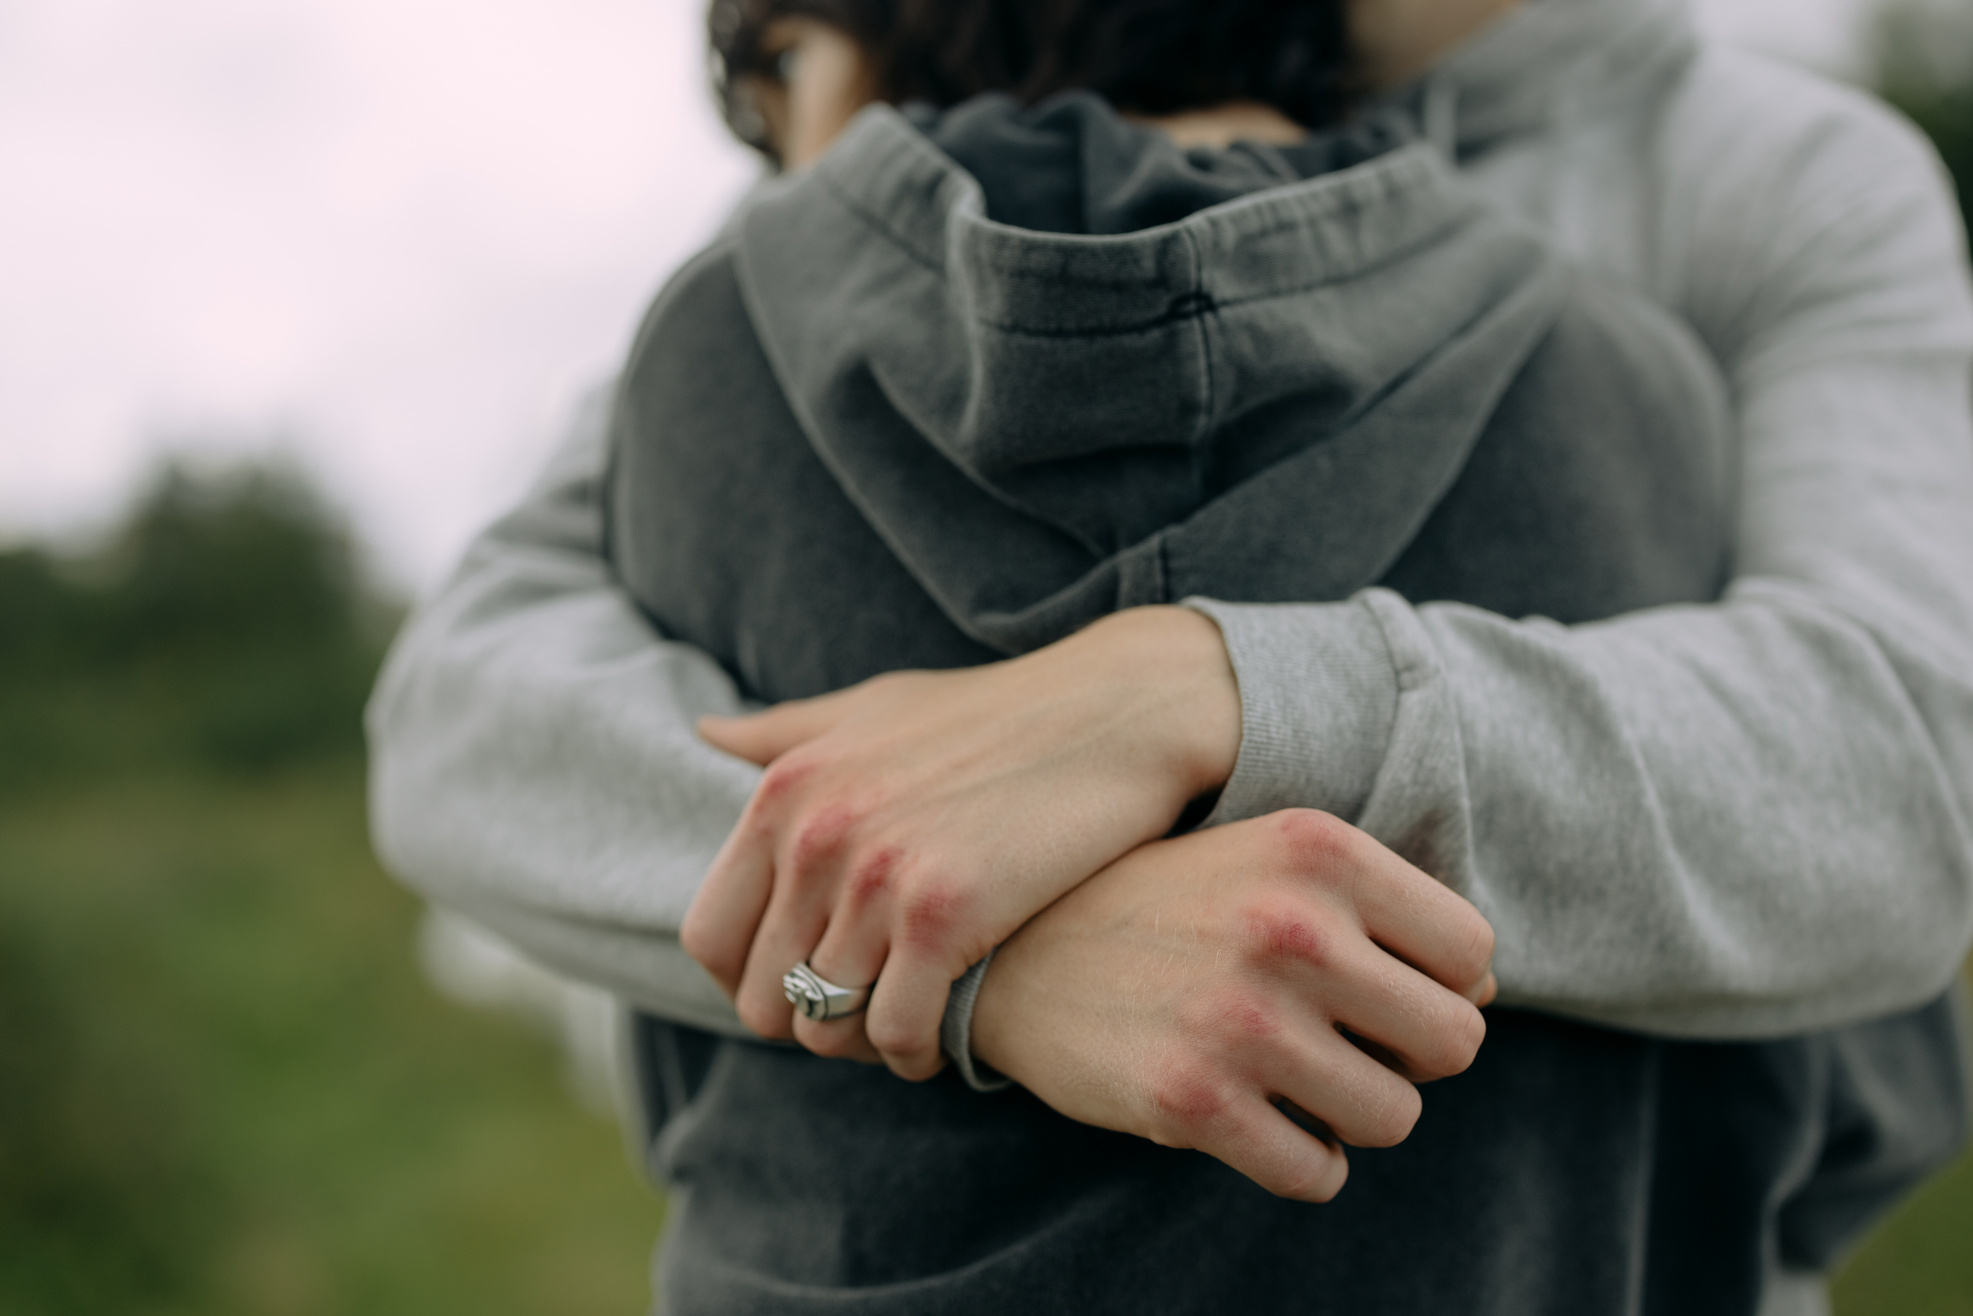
[594,86,1961,1315]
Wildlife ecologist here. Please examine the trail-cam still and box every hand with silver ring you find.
[682,606,1243,1079]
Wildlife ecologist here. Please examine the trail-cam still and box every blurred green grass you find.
[0,766,664,1316]
[1837,1141,1973,1315]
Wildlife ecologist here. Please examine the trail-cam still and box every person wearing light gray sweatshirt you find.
[367,0,1973,1310]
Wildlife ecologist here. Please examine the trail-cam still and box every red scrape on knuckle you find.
[845,846,903,908]
[1270,808,1353,868]
[790,804,857,871]
[1147,1064,1233,1143]
[1222,994,1280,1044]
[898,878,969,948]
[1182,989,1277,1050]
[1237,895,1333,971]
[757,756,815,804]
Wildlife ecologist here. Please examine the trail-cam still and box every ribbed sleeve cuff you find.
[1182,595,1402,827]
[940,951,1013,1092]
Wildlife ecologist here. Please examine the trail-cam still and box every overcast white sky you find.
[0,0,1883,591]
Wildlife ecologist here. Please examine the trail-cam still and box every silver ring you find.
[782,962,870,1022]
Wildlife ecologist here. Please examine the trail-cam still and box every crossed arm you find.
[683,611,1499,1199]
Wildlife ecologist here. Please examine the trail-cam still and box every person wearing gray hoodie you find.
[367,0,1973,1311]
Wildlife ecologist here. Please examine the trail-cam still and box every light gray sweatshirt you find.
[367,0,1973,1045]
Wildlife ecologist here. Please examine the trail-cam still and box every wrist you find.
[967,933,1023,1081]
[1076,606,1241,801]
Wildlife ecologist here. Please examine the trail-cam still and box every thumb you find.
[698,692,849,765]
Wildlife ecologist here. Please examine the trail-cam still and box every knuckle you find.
[789,804,857,872]
[843,846,903,910]
[1422,1000,1487,1076]
[1146,1061,1235,1145]
[1274,1152,1341,1203]
[897,875,970,949]
[677,908,713,963]
[886,1049,943,1083]
[1173,989,1275,1061]
[1268,808,1356,872]
[1456,912,1497,983]
[1208,989,1282,1046]
[756,754,816,806]
[678,920,731,976]
[736,993,791,1040]
[1359,1084,1423,1148]
[1234,893,1335,972]
[800,1022,863,1060]
[862,1013,921,1058]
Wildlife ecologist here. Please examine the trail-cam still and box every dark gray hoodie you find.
[603,94,1964,1315]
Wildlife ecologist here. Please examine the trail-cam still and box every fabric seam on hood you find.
[812,168,949,276]
[1181,223,1218,445]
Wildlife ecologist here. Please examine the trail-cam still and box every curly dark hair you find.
[708,0,1354,159]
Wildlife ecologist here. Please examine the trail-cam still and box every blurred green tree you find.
[1877,0,1973,218]
[0,460,391,785]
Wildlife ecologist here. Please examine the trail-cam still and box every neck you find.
[1350,0,1523,91]
[1129,101,1310,150]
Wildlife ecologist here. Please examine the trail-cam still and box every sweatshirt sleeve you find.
[1189,91,1973,1039]
[366,387,756,1036]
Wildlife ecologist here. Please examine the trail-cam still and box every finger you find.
[789,1013,887,1065]
[1323,943,1487,1084]
[1471,971,1498,1008]
[1266,1023,1424,1150]
[860,944,959,1083]
[732,863,842,1038]
[679,815,778,994]
[697,689,854,765]
[789,916,893,1062]
[1350,850,1496,997]
[1194,1097,1350,1203]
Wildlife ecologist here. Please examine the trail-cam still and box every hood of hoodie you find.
[721,0,1704,651]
